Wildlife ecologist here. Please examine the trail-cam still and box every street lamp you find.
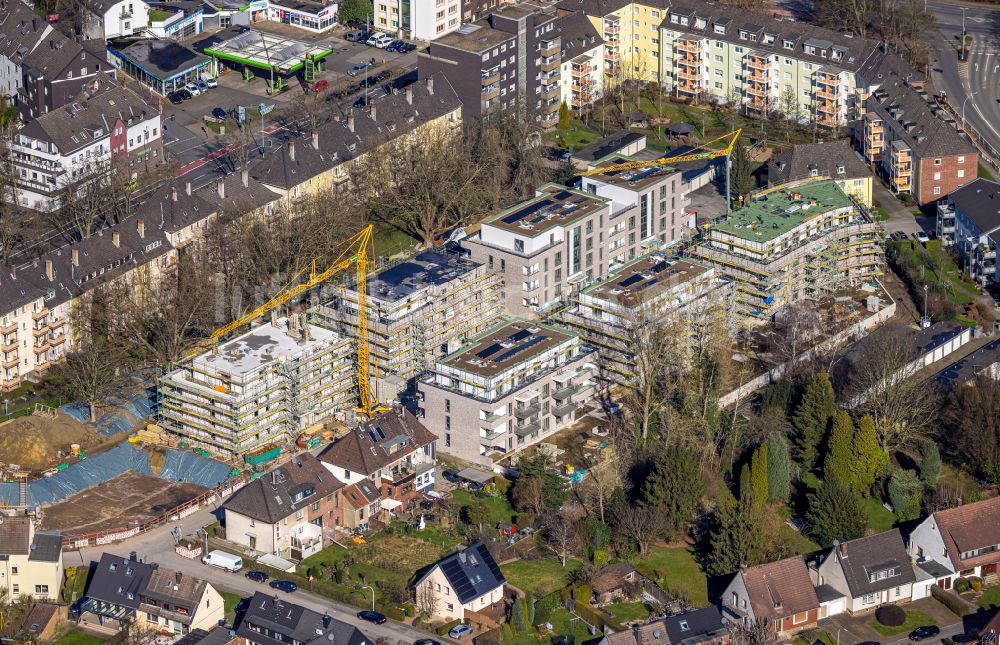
[962,90,980,129]
[836,628,844,645]
[361,584,375,611]
[961,7,968,60]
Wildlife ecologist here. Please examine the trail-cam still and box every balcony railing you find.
[745,57,770,71]
[514,404,540,418]
[482,69,500,85]
[539,40,560,56]
[482,84,500,100]
[816,89,838,100]
[677,40,703,54]
[515,421,541,437]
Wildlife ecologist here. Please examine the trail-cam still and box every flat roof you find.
[936,337,1000,385]
[713,180,854,242]
[192,317,339,377]
[584,254,710,307]
[914,321,970,354]
[485,185,608,237]
[364,251,481,303]
[573,131,646,163]
[434,23,516,53]
[588,155,679,190]
[203,28,332,74]
[114,40,210,80]
[268,0,329,14]
[442,320,575,378]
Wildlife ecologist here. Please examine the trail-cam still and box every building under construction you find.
[158,315,355,458]
[313,250,504,396]
[693,180,883,322]
[559,252,734,381]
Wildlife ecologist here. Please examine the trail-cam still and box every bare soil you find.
[38,471,207,535]
[0,413,107,471]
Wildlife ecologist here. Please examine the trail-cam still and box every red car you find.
[311,80,330,92]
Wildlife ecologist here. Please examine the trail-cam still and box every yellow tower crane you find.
[197,224,384,417]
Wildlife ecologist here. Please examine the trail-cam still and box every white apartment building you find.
[375,0,461,40]
[556,12,604,112]
[0,0,52,100]
[83,0,149,39]
[418,319,596,465]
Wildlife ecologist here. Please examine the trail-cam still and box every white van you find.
[202,550,243,572]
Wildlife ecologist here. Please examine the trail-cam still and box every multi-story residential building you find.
[313,250,504,392]
[555,0,667,81]
[83,0,150,39]
[10,76,162,211]
[0,516,63,602]
[860,81,977,204]
[159,316,355,458]
[418,6,562,126]
[222,453,346,558]
[555,12,603,112]
[18,31,107,121]
[374,0,460,40]
[418,318,596,465]
[936,179,999,286]
[693,180,882,321]
[0,0,53,102]
[237,592,368,645]
[319,409,437,513]
[767,140,874,207]
[560,252,732,379]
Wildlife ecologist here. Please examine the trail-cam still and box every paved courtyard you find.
[816,598,964,645]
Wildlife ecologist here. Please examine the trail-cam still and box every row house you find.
[935,179,999,286]
[0,517,63,602]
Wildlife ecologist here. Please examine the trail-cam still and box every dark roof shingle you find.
[223,452,343,524]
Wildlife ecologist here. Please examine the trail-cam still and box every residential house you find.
[810,531,915,614]
[935,179,1000,286]
[236,591,368,645]
[591,563,639,605]
[720,556,820,636]
[907,496,1000,591]
[0,0,53,102]
[603,607,730,645]
[374,0,460,40]
[139,567,224,636]
[222,452,346,558]
[418,6,562,126]
[19,31,107,121]
[79,553,156,633]
[83,0,150,39]
[10,75,163,212]
[318,409,437,515]
[339,479,381,531]
[766,140,874,207]
[0,516,63,602]
[17,603,67,642]
[555,12,604,112]
[412,541,506,622]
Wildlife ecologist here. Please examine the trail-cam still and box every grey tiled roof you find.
[22,30,104,80]
[555,11,602,54]
[237,592,368,645]
[947,178,1000,235]
[222,452,343,524]
[0,0,50,65]
[866,82,977,158]
[822,529,916,598]
[86,553,156,610]
[767,139,870,185]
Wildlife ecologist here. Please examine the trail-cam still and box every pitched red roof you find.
[934,496,1000,570]
[741,556,819,621]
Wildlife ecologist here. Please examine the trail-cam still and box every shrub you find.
[970,578,983,592]
[932,585,970,618]
[436,619,462,636]
[875,604,906,627]
[954,577,971,593]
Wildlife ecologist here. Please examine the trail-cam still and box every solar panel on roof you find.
[501,199,553,224]
[368,430,378,443]
[619,274,644,288]
[376,427,386,440]
[441,559,476,602]
[509,329,532,342]
[650,261,669,274]
[480,544,504,580]
[633,278,659,292]
[494,335,545,363]
[476,343,502,359]
[552,190,572,200]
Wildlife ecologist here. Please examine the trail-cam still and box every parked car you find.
[449,624,473,639]
[357,611,387,624]
[915,231,930,244]
[399,43,416,53]
[184,82,202,96]
[345,29,366,42]
[211,107,227,120]
[952,634,975,643]
[194,79,209,92]
[366,33,392,48]
[348,63,367,76]
[177,89,194,100]
[312,79,330,92]
[386,39,405,52]
[413,640,440,645]
[908,626,940,641]
[245,570,269,583]
[203,76,218,88]
[441,469,460,483]
[168,91,184,105]
[269,580,297,593]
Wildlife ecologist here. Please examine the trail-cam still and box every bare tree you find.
[614,502,664,555]
[58,158,113,240]
[414,582,439,618]
[543,509,580,567]
[581,458,621,523]
[0,214,24,267]
[52,338,129,422]
[731,617,775,645]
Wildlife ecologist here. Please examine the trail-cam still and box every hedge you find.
[932,585,970,618]
[955,578,971,593]
[437,619,463,636]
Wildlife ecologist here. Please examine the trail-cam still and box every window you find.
[934,172,941,180]
[933,187,941,195]
[862,593,878,605]
[714,24,725,34]
[958,169,966,178]
[715,81,723,89]
[783,39,794,49]
[715,54,723,62]
[34,585,49,595]
[935,158,942,165]
[958,156,966,164]
[11,585,18,595]
[514,238,524,253]
[792,612,809,624]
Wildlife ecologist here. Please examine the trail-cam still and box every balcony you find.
[571,79,593,91]
[746,84,768,98]
[817,115,840,127]
[514,404,540,418]
[817,74,842,86]
[31,309,49,322]
[32,341,49,355]
[747,70,768,82]
[482,84,500,100]
[816,89,839,101]
[49,334,66,348]
[539,56,560,72]
[571,65,593,78]
[677,40,703,54]
[539,40,560,57]
[604,49,620,62]
[2,354,18,369]
[553,401,577,417]
[554,384,576,399]
[540,84,560,100]
[817,101,838,115]
[14,154,65,174]
[677,81,701,95]
[603,19,620,34]
[745,57,770,71]
[515,421,541,437]
[0,321,15,335]
[677,69,703,81]
[746,97,767,111]
[482,69,500,85]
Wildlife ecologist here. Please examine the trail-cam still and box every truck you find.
[202,550,243,572]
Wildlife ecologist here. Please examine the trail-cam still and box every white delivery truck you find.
[202,550,243,572]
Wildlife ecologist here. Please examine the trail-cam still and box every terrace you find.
[712,180,855,243]
[440,321,575,379]
[485,187,607,236]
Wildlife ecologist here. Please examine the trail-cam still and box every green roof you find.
[714,180,855,242]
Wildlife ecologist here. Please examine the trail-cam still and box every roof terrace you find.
[712,180,855,243]
[584,253,711,308]
[362,251,482,304]
[440,320,575,378]
[485,186,608,236]
[588,156,680,190]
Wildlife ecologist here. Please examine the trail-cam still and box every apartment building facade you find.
[555,12,604,112]
[418,6,562,126]
[860,81,977,204]
[693,180,882,321]
[556,0,666,82]
[10,77,163,212]
[158,316,355,458]
[936,179,999,286]
[19,32,108,122]
[375,0,461,40]
[0,517,63,602]
[83,0,150,39]
[418,319,596,465]
[313,250,504,390]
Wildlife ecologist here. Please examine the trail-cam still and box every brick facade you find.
[917,154,976,205]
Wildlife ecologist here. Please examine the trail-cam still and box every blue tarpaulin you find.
[0,483,19,506]
[158,449,232,488]
[27,444,152,506]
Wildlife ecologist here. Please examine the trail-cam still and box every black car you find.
[168,91,184,105]
[413,640,440,645]
[952,634,975,643]
[269,580,297,593]
[211,107,227,120]
[442,469,460,483]
[357,610,387,624]
[245,570,269,583]
[855,641,880,645]
[177,89,194,100]
[399,43,416,53]
[908,626,940,641]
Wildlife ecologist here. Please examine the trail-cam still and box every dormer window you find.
[670,14,678,23]
[749,33,757,41]
[821,49,828,58]
[679,621,690,631]
[679,16,688,25]
[714,24,725,34]
[694,18,706,29]
[739,30,747,39]
[805,45,816,55]
[783,39,794,49]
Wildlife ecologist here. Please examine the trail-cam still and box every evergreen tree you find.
[558,101,571,130]
[792,371,836,470]
[739,463,751,501]
[850,415,886,495]
[512,598,527,633]
[807,476,867,547]
[766,433,791,502]
[761,379,793,415]
[644,444,706,538]
[824,411,856,488]
[888,469,923,520]
[526,594,535,626]
[706,489,766,576]
[730,137,754,206]
[337,0,372,23]
[750,444,769,508]
[919,441,942,485]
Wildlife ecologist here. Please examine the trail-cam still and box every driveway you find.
[873,181,922,237]
[818,598,964,645]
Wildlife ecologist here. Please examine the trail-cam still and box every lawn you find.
[547,119,601,151]
[54,631,106,645]
[373,225,418,258]
[221,591,244,620]
[778,523,820,556]
[451,489,517,526]
[147,8,175,21]
[500,557,584,597]
[867,609,935,636]
[505,606,596,645]
[979,584,1000,610]
[634,545,709,608]
[978,162,994,180]
[860,496,896,533]
[604,601,651,623]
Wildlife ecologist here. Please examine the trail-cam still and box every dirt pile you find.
[0,413,104,471]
